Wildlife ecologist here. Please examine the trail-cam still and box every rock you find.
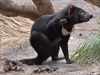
[0,58,23,74]
[34,66,58,74]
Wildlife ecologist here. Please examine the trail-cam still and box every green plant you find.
[72,20,100,65]
[71,33,100,65]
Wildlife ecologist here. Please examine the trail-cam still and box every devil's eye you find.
[81,12,84,15]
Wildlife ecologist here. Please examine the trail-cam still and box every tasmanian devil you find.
[20,4,93,65]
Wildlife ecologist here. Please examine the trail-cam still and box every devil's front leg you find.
[60,35,74,64]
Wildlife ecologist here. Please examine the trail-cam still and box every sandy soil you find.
[0,0,100,75]
[0,22,100,75]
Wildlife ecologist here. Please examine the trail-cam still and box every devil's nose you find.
[90,15,93,18]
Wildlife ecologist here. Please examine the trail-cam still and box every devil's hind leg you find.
[20,31,53,65]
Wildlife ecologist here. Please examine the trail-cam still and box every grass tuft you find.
[72,20,100,65]
[71,33,100,65]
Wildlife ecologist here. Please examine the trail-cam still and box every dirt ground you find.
[0,0,100,75]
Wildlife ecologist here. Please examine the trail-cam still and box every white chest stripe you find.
[61,26,71,36]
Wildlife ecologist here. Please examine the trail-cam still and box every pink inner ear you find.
[68,5,74,15]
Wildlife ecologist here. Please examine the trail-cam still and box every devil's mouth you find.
[84,16,93,22]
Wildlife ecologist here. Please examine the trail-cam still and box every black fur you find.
[20,4,92,65]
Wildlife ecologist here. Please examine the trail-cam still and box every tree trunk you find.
[0,0,55,21]
[85,0,100,7]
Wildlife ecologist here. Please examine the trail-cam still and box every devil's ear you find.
[67,4,74,15]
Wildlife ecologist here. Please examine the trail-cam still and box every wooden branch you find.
[0,0,55,21]
[0,0,41,20]
[32,0,55,15]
